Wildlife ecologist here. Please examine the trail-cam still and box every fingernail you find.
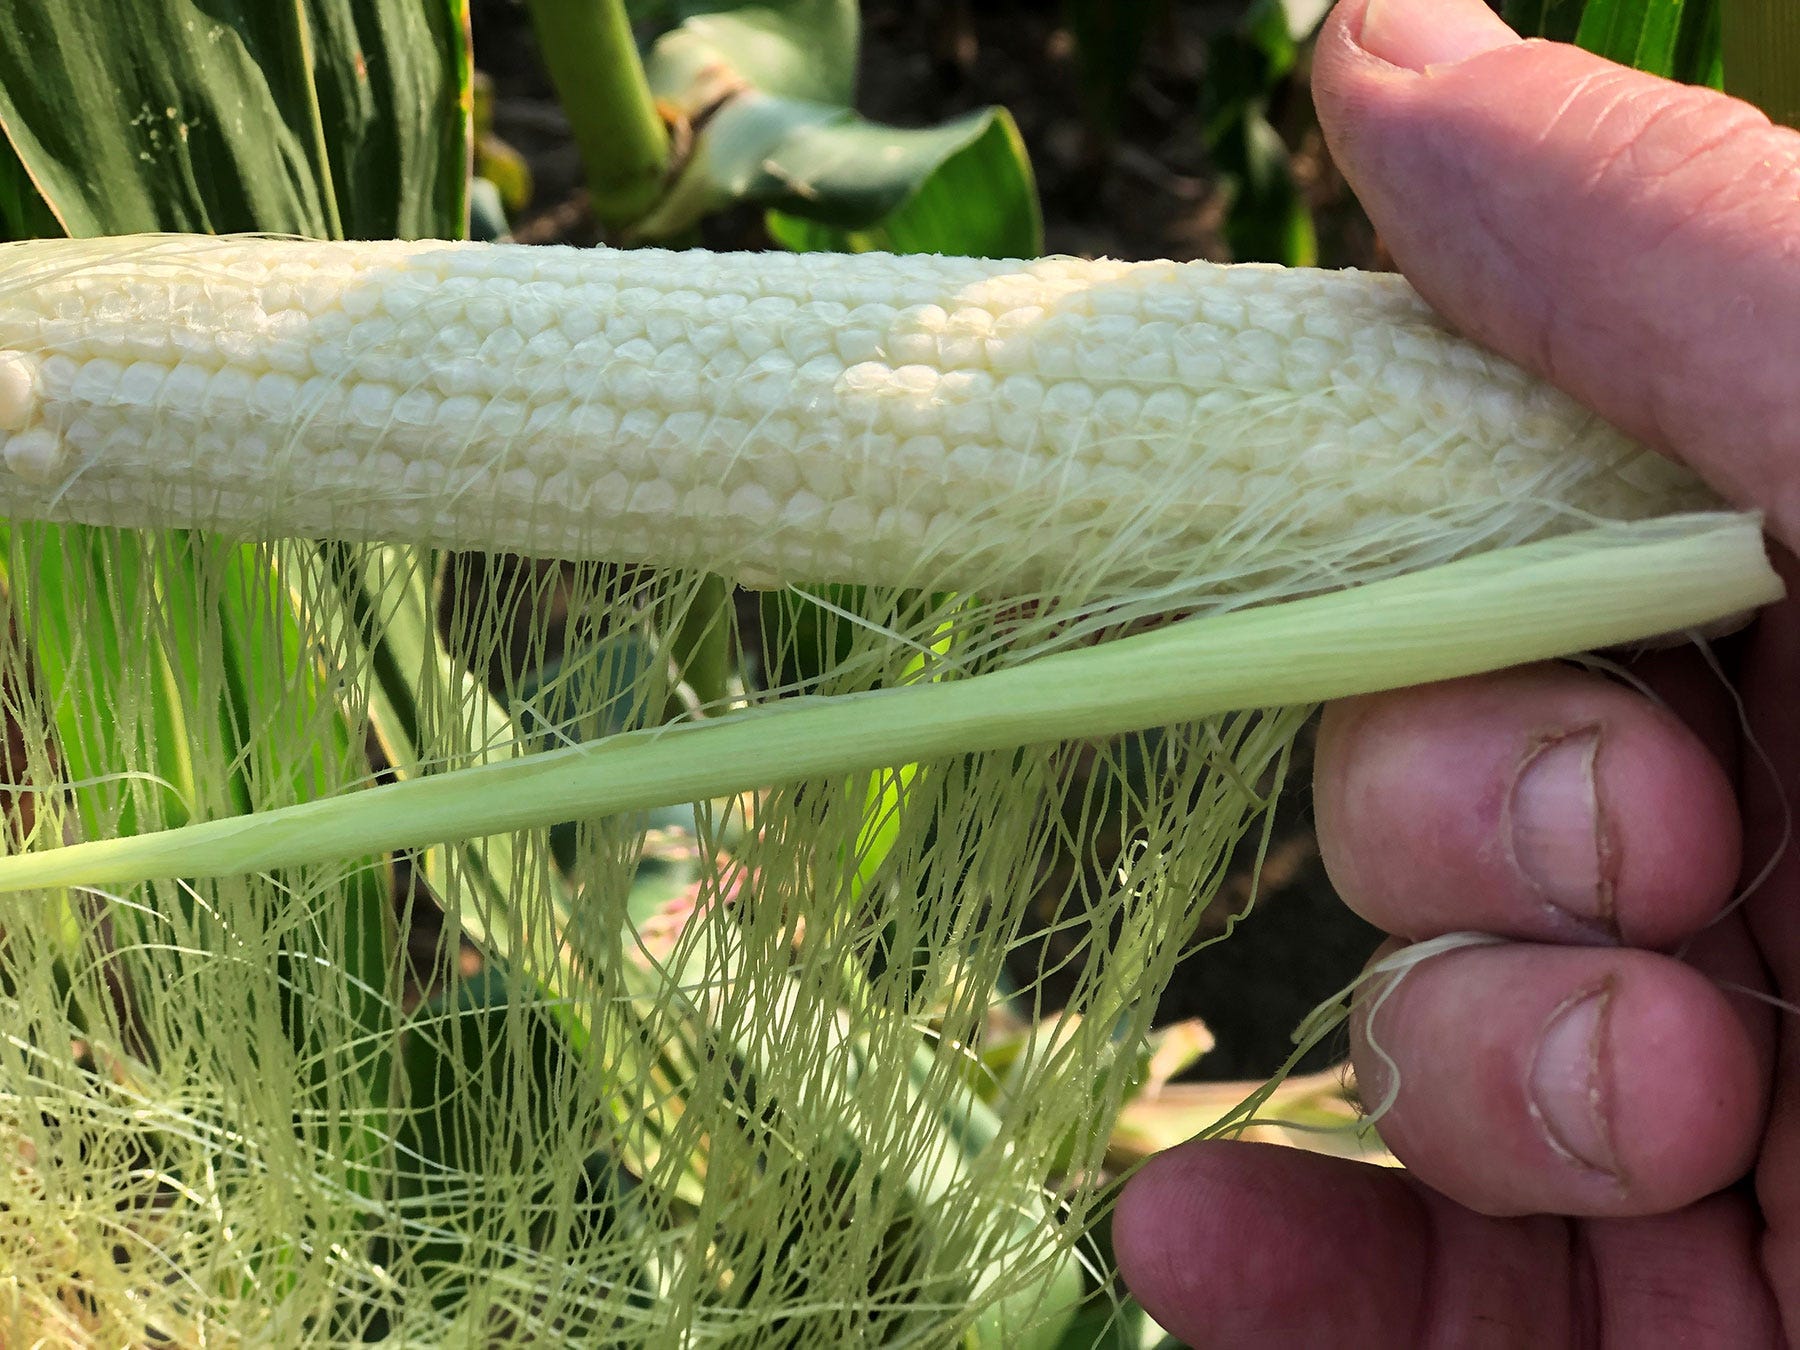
[1529,983,1620,1177]
[1359,0,1520,73]
[1509,727,1614,930]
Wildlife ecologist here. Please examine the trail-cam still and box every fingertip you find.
[1607,960,1768,1202]
[1115,1142,1429,1345]
[1356,945,1766,1217]
[1316,666,1740,948]
[1601,718,1742,945]
[1348,0,1520,75]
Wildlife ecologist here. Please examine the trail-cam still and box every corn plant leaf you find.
[643,94,1040,255]
[653,0,859,106]
[1065,0,1170,137]
[1504,0,1723,85]
[640,0,1039,254]
[0,135,60,241]
[0,0,471,240]
[1044,1297,1166,1350]
[1066,0,1326,140]
[1723,0,1800,128]
[759,105,1042,256]
[1576,0,1721,85]
[1502,0,1585,42]
[391,966,603,1304]
[1200,0,1326,266]
[0,0,466,1320]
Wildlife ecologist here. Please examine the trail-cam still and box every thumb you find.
[1312,0,1800,548]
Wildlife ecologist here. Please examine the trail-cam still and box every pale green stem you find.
[523,0,671,230]
[0,515,1777,894]
[1725,0,1800,128]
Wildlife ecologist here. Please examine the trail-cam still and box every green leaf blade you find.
[653,0,860,106]
[1506,0,1723,86]
[0,0,469,239]
[761,106,1042,257]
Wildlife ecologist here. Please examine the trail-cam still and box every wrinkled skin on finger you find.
[1115,0,1800,1342]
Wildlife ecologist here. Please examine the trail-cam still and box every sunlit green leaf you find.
[968,1239,1086,1349]
[0,0,470,239]
[641,0,1038,256]
[653,0,859,106]
[1504,0,1722,85]
[0,0,470,1266]
[761,106,1041,257]
[1577,0,1721,85]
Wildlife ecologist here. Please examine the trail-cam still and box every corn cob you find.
[0,234,1714,594]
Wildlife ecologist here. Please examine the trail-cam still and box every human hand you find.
[1113,0,1800,1341]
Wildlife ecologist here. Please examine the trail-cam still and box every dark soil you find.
[465,0,1385,1080]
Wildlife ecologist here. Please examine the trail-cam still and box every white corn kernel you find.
[0,234,1720,597]
[0,351,39,430]
[4,427,67,484]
